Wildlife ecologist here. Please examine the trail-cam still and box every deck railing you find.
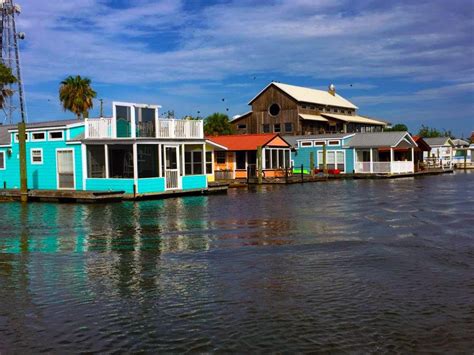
[355,161,414,174]
[85,118,204,139]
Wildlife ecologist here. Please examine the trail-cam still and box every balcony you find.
[85,118,204,140]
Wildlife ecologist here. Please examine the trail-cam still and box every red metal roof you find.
[206,133,288,151]
[412,135,431,151]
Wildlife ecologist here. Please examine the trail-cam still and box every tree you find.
[59,75,97,119]
[385,123,408,132]
[0,63,17,110]
[418,125,453,138]
[204,113,233,135]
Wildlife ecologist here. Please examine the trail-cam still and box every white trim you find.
[66,122,86,129]
[0,151,5,170]
[56,148,76,190]
[393,132,417,148]
[9,126,68,133]
[133,143,138,187]
[81,144,87,190]
[163,144,181,190]
[317,149,346,173]
[104,144,110,178]
[327,139,340,146]
[299,140,313,147]
[31,131,46,142]
[49,130,64,141]
[205,140,229,151]
[30,148,43,165]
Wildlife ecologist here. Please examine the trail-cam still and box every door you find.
[57,149,75,189]
[164,146,179,189]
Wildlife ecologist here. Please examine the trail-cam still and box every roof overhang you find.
[205,140,228,150]
[299,114,328,122]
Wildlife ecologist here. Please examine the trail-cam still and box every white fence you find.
[85,118,113,139]
[355,161,414,174]
[85,118,204,139]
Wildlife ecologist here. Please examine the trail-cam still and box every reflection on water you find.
[0,171,473,352]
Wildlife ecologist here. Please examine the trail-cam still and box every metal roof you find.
[423,137,454,147]
[249,82,358,109]
[298,113,328,122]
[345,132,416,148]
[283,133,354,147]
[206,134,290,151]
[321,113,387,126]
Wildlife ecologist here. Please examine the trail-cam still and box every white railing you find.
[355,161,414,174]
[85,118,113,138]
[157,119,203,139]
[165,170,179,189]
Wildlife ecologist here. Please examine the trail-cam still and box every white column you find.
[84,120,89,139]
[155,108,159,138]
[105,144,109,178]
[411,147,414,172]
[130,105,136,138]
[353,148,356,173]
[262,148,266,170]
[181,144,185,176]
[81,144,87,190]
[202,143,206,175]
[390,147,394,174]
[158,144,162,177]
[133,143,138,184]
[369,148,373,173]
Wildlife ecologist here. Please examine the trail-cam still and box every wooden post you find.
[309,152,314,177]
[257,146,263,185]
[464,151,467,169]
[246,165,250,185]
[18,122,28,202]
[300,164,304,183]
[323,143,328,175]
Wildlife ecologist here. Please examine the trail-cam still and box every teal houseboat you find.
[0,102,209,196]
[285,132,418,175]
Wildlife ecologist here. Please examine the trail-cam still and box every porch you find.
[354,148,415,174]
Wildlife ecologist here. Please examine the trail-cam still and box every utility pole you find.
[1,0,28,201]
[99,98,104,117]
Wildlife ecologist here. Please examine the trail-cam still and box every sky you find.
[9,0,474,137]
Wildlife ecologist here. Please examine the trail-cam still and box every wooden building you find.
[232,82,389,136]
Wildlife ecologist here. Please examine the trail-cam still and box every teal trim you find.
[138,178,165,194]
[182,175,207,189]
[86,178,135,193]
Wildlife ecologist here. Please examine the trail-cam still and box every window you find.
[285,123,293,132]
[265,148,290,169]
[216,151,226,164]
[31,132,45,141]
[314,141,325,146]
[87,145,106,178]
[236,151,246,169]
[237,124,247,129]
[274,124,281,133]
[0,151,5,170]
[268,103,280,116]
[300,141,313,147]
[328,140,340,146]
[138,145,159,178]
[318,150,345,172]
[31,149,43,164]
[309,106,315,110]
[185,150,203,175]
[108,145,133,178]
[206,152,213,174]
[116,105,132,138]
[14,133,29,143]
[262,124,270,133]
[301,105,307,109]
[49,131,64,141]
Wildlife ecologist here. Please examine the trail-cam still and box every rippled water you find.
[1,172,473,353]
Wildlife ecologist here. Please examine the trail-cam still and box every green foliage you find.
[385,123,408,132]
[163,110,175,118]
[418,124,453,138]
[0,63,17,110]
[59,75,97,119]
[204,113,233,136]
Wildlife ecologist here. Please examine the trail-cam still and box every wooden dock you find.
[0,189,125,203]
[126,182,229,200]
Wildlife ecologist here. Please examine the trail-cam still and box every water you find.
[0,172,473,353]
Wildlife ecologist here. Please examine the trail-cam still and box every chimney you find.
[328,83,336,96]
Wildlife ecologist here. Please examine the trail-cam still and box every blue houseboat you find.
[0,102,209,196]
[285,132,417,175]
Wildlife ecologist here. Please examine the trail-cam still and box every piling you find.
[18,122,28,202]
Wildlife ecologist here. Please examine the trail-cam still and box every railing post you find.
[85,119,89,139]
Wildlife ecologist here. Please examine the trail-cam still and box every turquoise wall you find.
[0,131,83,190]
[182,175,207,189]
[291,139,355,173]
[68,126,85,140]
[138,178,165,194]
[86,178,135,193]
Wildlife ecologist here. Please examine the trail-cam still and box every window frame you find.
[299,141,313,147]
[14,132,29,143]
[273,123,281,133]
[31,131,46,142]
[0,151,5,170]
[49,130,64,141]
[206,151,213,174]
[30,148,43,165]
[284,122,293,133]
[237,124,247,129]
[328,140,340,146]
[216,151,226,164]
[185,149,203,175]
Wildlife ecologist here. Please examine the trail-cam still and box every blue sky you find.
[12,0,474,137]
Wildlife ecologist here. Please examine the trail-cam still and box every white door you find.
[164,146,179,190]
[57,149,75,189]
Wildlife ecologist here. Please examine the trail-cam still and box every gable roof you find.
[230,111,252,123]
[452,138,470,147]
[345,132,417,148]
[248,82,358,109]
[412,136,431,151]
[206,133,289,151]
[423,137,454,147]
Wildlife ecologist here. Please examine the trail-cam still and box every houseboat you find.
[0,102,209,197]
[423,137,454,168]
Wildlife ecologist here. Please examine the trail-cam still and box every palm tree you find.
[59,75,97,119]
[0,63,17,110]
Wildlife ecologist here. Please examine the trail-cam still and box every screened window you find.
[31,132,45,141]
[185,150,203,175]
[285,123,293,132]
[0,151,5,170]
[31,149,43,164]
[49,131,63,140]
[262,124,270,133]
[216,151,226,164]
[87,145,106,178]
[108,145,133,178]
[265,148,290,169]
[138,145,159,178]
[206,152,213,174]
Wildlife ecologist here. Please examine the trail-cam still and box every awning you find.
[321,113,386,125]
[298,114,329,122]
